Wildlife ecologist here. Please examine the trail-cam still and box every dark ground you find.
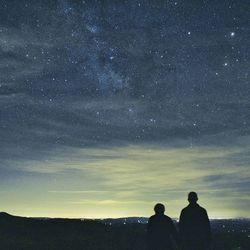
[0,212,249,250]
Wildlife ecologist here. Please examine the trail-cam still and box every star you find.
[1,0,249,221]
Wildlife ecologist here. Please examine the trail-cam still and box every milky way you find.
[0,0,249,218]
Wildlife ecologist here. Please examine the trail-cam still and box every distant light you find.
[230,32,235,37]
[188,31,191,35]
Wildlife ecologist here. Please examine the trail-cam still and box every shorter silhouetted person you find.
[179,192,212,250]
[147,203,178,250]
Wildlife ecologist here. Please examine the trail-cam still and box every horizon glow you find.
[0,1,249,219]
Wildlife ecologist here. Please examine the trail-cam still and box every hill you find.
[0,212,146,250]
[0,213,249,250]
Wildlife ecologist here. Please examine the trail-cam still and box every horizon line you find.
[1,212,249,221]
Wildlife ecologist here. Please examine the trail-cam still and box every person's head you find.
[188,191,198,204]
[154,203,165,215]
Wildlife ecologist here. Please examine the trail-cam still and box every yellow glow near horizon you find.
[2,143,250,219]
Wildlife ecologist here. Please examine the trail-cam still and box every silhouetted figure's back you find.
[147,203,178,250]
[179,192,211,250]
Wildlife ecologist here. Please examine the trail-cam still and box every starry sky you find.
[0,0,250,219]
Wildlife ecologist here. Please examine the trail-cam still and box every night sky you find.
[0,0,250,218]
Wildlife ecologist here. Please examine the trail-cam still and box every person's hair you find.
[154,203,165,214]
[188,192,198,203]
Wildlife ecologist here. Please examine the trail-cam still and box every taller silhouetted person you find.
[147,203,178,250]
[179,192,212,250]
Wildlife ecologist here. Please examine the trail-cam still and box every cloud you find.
[3,144,247,217]
[0,0,249,218]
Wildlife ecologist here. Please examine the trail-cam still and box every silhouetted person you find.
[179,192,212,250]
[147,203,178,250]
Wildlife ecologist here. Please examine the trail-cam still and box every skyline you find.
[0,0,250,219]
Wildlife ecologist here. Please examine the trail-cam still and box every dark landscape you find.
[0,212,249,250]
[1,1,250,249]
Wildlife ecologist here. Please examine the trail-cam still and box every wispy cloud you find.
[0,0,249,218]
[3,143,246,217]
[49,190,113,194]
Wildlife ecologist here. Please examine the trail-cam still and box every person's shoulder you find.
[197,204,207,212]
[181,205,189,213]
[148,215,156,221]
[164,215,174,223]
